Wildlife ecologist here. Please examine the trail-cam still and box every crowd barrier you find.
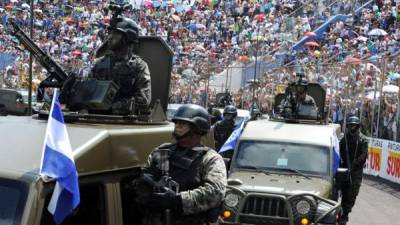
[363,138,400,185]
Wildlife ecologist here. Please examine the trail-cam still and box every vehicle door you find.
[37,167,143,225]
[0,91,14,113]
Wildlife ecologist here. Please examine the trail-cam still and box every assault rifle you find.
[142,149,179,225]
[343,117,353,185]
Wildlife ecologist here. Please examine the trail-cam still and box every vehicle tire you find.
[0,106,8,116]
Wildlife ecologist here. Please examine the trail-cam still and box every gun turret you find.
[7,18,119,112]
[7,19,68,89]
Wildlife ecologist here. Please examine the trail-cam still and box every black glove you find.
[133,175,154,205]
[149,187,182,212]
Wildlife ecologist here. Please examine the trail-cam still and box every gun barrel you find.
[7,19,68,87]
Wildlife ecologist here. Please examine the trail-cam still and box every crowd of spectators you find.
[1,0,400,141]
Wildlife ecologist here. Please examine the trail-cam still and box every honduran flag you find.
[331,126,341,175]
[39,90,80,225]
[219,116,249,153]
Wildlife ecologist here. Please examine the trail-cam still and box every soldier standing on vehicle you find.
[213,105,237,151]
[135,104,227,225]
[90,16,151,115]
[280,78,317,118]
[338,116,368,225]
[295,78,316,107]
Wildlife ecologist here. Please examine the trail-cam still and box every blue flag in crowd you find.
[219,117,248,153]
[331,126,341,175]
[40,90,80,225]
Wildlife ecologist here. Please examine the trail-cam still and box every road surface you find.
[348,176,400,225]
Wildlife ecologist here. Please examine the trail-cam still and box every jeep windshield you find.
[234,141,330,176]
[0,179,28,225]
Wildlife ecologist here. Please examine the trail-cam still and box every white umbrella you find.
[357,36,368,42]
[34,9,43,14]
[368,28,387,36]
[382,85,399,93]
[21,3,30,9]
[363,63,381,73]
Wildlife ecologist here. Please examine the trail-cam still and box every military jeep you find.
[0,28,215,224]
[219,83,347,225]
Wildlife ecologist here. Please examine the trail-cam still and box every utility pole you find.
[28,0,34,115]
[251,24,260,108]
[376,57,386,138]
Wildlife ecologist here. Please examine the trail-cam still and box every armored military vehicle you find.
[0,4,214,225]
[218,82,349,225]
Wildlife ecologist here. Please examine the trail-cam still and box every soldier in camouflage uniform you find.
[135,104,227,225]
[280,78,317,118]
[338,116,368,225]
[213,105,237,151]
[91,16,151,115]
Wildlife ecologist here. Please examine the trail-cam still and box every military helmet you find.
[109,17,139,44]
[250,106,261,115]
[347,116,360,126]
[223,105,237,117]
[172,104,210,135]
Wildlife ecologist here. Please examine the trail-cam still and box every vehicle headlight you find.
[296,200,311,215]
[225,193,240,208]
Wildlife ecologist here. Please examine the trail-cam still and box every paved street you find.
[348,177,400,225]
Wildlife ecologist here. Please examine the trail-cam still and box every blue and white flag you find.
[331,126,341,175]
[219,118,248,153]
[40,90,80,225]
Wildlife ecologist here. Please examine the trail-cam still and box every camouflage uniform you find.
[339,132,368,217]
[213,119,235,151]
[141,143,227,225]
[90,53,151,113]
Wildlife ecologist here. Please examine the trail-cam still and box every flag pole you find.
[39,89,58,176]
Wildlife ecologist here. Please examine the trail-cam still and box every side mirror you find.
[335,167,349,183]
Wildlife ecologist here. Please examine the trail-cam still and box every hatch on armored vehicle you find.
[218,118,347,225]
[274,82,327,122]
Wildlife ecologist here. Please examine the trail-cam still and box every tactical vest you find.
[154,144,209,192]
[152,144,218,225]
[91,55,137,101]
[214,119,235,150]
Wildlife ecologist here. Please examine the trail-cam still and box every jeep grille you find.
[240,196,290,225]
[243,196,288,216]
